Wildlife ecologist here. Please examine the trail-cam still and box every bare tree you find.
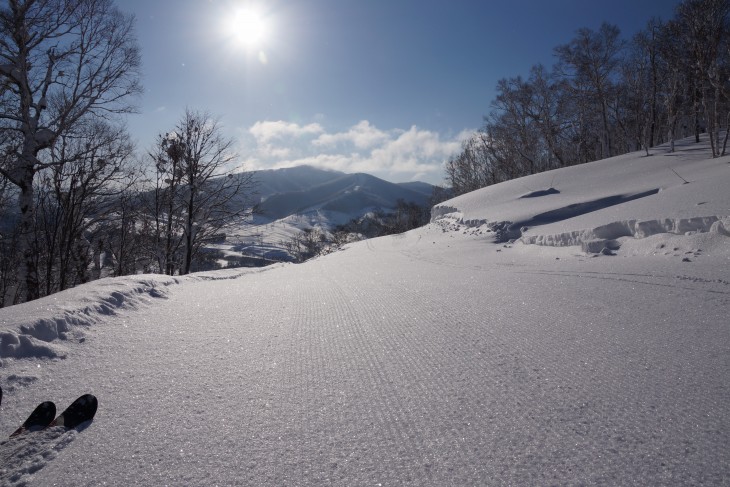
[0,0,141,301]
[658,19,689,152]
[100,178,146,277]
[524,64,571,167]
[634,18,665,150]
[148,109,257,275]
[147,132,186,275]
[489,76,545,175]
[36,120,137,292]
[445,132,496,196]
[676,0,730,156]
[281,227,327,263]
[555,23,625,159]
[0,173,21,306]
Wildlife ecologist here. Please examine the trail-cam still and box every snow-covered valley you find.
[211,166,435,265]
[0,137,728,485]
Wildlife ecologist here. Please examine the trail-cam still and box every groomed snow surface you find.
[0,136,729,486]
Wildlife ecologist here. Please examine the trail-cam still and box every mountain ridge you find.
[248,165,435,221]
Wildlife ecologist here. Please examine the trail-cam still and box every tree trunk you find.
[694,84,702,144]
[668,111,677,153]
[649,66,657,148]
[182,188,195,275]
[165,188,176,276]
[17,169,40,302]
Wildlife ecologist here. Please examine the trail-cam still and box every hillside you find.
[0,135,728,486]
[252,165,347,200]
[433,136,728,249]
[219,166,435,264]
[258,170,433,220]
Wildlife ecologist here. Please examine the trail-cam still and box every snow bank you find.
[0,276,178,361]
[524,216,730,253]
[432,136,730,253]
[0,265,285,362]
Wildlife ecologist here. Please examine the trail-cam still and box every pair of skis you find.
[0,385,98,438]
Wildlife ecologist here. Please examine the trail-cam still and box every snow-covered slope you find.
[0,136,728,486]
[433,136,729,249]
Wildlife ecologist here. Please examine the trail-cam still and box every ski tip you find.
[9,427,25,438]
[23,401,57,427]
[81,394,98,407]
[51,394,98,429]
[9,401,57,438]
[78,394,98,416]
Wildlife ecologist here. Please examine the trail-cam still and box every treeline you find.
[336,199,431,239]
[446,0,730,195]
[281,199,431,263]
[0,1,256,307]
[0,108,256,307]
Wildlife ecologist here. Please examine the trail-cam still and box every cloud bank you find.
[239,120,472,184]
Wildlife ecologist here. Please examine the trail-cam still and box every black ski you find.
[10,401,57,437]
[49,394,98,429]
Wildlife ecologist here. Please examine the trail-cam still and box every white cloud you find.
[239,119,472,184]
[312,120,390,149]
[258,144,292,159]
[369,126,464,172]
[249,120,323,143]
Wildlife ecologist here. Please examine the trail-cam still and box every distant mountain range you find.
[250,166,435,222]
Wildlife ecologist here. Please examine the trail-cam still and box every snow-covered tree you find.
[0,0,141,301]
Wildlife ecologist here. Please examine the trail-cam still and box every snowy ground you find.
[0,137,728,486]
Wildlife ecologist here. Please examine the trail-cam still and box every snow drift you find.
[433,136,729,254]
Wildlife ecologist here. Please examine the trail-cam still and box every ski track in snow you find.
[0,138,728,485]
[0,428,78,487]
[0,227,727,485]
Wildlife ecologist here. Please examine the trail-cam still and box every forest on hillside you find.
[445,0,730,196]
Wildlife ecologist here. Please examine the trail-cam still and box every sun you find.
[225,7,269,49]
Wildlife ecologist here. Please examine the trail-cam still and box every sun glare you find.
[226,7,269,49]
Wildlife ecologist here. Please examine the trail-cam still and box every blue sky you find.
[122,0,681,184]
